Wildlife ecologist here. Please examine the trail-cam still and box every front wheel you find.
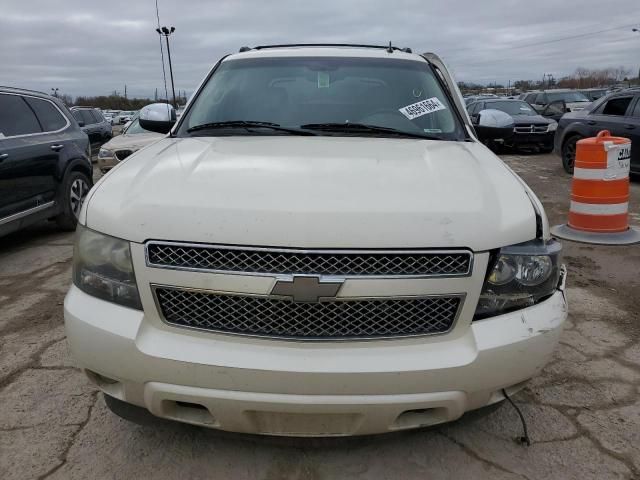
[561,135,580,174]
[56,171,91,230]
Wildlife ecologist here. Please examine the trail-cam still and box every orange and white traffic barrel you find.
[551,130,640,245]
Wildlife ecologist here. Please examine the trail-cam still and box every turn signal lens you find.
[487,256,517,285]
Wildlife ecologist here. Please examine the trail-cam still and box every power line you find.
[444,32,639,72]
[440,22,640,57]
[499,22,640,51]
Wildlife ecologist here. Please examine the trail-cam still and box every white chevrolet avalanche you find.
[64,45,567,436]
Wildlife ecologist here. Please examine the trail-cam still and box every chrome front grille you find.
[146,242,472,277]
[153,286,463,340]
[514,124,548,134]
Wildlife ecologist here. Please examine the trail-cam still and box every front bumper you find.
[64,280,567,436]
[508,132,554,148]
[97,156,117,171]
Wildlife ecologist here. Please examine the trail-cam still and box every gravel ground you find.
[0,151,639,480]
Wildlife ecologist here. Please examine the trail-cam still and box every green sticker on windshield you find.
[317,72,330,88]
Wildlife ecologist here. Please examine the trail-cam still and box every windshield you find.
[123,118,150,135]
[178,56,465,140]
[485,101,536,116]
[548,91,589,103]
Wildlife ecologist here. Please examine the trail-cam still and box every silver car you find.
[97,116,163,173]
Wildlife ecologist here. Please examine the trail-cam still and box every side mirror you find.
[77,121,85,128]
[543,100,566,117]
[139,103,176,134]
[474,109,514,141]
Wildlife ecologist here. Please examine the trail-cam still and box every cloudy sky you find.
[2,0,640,98]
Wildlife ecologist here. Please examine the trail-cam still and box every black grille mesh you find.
[115,149,133,161]
[147,243,471,276]
[155,287,461,340]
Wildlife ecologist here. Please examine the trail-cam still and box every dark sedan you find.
[467,99,557,152]
[554,88,640,174]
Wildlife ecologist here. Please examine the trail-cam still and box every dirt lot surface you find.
[0,152,639,480]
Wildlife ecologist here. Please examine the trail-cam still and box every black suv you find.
[70,106,112,153]
[0,87,93,237]
[554,88,640,174]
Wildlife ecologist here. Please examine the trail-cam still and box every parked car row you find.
[90,109,140,125]
[102,110,120,124]
[466,86,640,175]
[113,110,137,124]
[518,89,591,114]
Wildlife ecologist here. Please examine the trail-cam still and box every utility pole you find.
[633,28,640,85]
[156,26,177,108]
[155,88,158,101]
[124,84,127,99]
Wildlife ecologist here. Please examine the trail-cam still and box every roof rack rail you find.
[0,85,49,96]
[245,43,412,53]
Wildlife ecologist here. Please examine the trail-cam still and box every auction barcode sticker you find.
[399,97,446,120]
[604,141,631,180]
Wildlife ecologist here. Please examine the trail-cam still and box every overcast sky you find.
[2,0,640,98]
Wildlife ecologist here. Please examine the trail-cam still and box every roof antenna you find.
[387,41,393,53]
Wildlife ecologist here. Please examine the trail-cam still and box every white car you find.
[65,45,567,437]
[114,110,136,124]
[102,110,121,125]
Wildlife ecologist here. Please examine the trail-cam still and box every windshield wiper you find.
[187,121,316,136]
[299,122,441,140]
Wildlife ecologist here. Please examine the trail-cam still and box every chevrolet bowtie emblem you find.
[270,276,344,303]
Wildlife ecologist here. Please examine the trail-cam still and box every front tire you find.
[561,135,581,174]
[55,170,91,230]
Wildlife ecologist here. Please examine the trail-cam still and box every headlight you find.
[72,225,142,310]
[98,148,113,159]
[547,122,558,132]
[474,240,562,320]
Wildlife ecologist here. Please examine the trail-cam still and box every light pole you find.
[156,26,177,108]
[51,88,59,98]
[634,28,640,85]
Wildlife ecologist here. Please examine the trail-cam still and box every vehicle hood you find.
[566,101,591,111]
[512,115,554,125]
[85,136,536,250]
[101,133,164,152]
[561,109,590,121]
